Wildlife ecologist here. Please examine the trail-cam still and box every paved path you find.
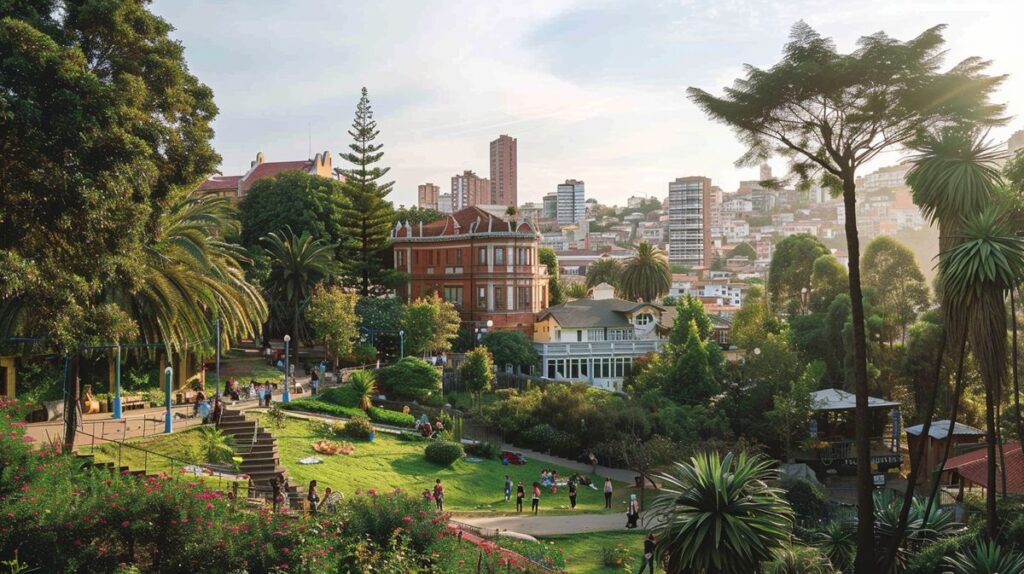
[497,445,637,483]
[457,511,648,536]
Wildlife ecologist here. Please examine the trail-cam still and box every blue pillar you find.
[164,366,173,434]
[282,336,291,403]
[112,345,123,420]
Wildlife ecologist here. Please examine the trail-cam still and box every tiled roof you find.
[240,160,312,193]
[393,206,535,238]
[538,298,662,328]
[197,175,241,191]
[945,441,1024,494]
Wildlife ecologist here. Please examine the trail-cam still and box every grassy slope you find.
[539,531,650,573]
[266,417,633,515]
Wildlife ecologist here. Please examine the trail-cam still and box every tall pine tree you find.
[338,87,396,295]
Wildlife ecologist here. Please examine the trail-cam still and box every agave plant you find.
[814,519,855,572]
[192,425,236,465]
[348,370,377,411]
[943,540,1024,574]
[649,451,794,574]
[872,490,960,571]
[762,543,836,574]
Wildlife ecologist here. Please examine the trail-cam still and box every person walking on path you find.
[504,475,513,502]
[626,494,640,528]
[637,533,656,574]
[433,479,445,512]
[516,481,525,513]
[567,479,578,510]
[531,482,541,514]
[603,478,613,509]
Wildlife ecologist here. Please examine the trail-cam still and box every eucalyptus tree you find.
[687,23,1004,570]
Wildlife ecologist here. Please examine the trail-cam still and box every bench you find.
[121,395,146,411]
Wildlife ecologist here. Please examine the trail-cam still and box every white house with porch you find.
[532,283,669,391]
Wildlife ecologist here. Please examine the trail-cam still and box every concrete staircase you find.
[216,407,299,507]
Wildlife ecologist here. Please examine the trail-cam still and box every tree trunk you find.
[62,355,80,452]
[842,177,874,574]
[293,300,301,385]
[1012,289,1024,460]
[968,287,1005,538]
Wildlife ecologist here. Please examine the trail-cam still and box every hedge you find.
[281,398,416,428]
[342,417,375,440]
[464,441,501,459]
[425,441,464,466]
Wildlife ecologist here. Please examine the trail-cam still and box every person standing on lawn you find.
[310,367,319,395]
[433,479,444,512]
[516,481,525,513]
[567,478,578,510]
[307,479,320,514]
[504,475,512,502]
[637,532,656,574]
[603,478,613,509]
[531,482,541,514]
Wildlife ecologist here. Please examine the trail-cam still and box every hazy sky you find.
[152,0,1024,206]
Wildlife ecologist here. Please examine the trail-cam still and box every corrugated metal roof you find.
[905,420,985,439]
[810,388,900,411]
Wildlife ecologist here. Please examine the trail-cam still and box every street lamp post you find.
[283,335,291,403]
[164,366,173,434]
[398,330,405,359]
[112,344,123,420]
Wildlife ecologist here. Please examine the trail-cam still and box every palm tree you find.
[585,257,623,289]
[262,227,334,372]
[618,242,671,302]
[938,205,1024,538]
[649,451,793,574]
[348,370,377,411]
[191,425,236,464]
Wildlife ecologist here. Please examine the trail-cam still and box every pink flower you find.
[368,488,377,496]
[402,516,413,523]
[121,520,131,528]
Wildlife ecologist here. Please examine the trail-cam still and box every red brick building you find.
[391,206,547,335]
[196,151,337,200]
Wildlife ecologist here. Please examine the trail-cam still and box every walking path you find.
[498,445,637,483]
[457,511,649,536]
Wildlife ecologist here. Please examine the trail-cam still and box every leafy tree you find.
[669,263,692,274]
[460,347,495,407]
[862,236,929,343]
[767,234,829,314]
[238,171,348,254]
[393,205,445,226]
[729,242,758,261]
[355,296,403,332]
[767,361,824,460]
[480,330,539,373]
[598,434,679,509]
[337,87,396,295]
[688,23,1004,569]
[0,2,221,446]
[262,227,334,370]
[305,285,360,367]
[669,295,713,347]
[618,242,671,302]
[539,247,564,305]
[400,294,459,356]
[807,254,847,311]
[730,287,783,351]
[650,452,793,573]
[585,257,623,289]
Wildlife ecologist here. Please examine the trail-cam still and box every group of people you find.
[414,414,446,438]
[261,474,340,515]
[191,389,225,424]
[421,478,445,512]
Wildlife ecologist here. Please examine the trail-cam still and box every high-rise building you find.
[438,193,453,214]
[668,176,712,268]
[490,135,517,207]
[542,193,558,219]
[451,170,490,211]
[418,183,440,210]
[759,162,772,182]
[556,180,586,227]
[709,185,724,238]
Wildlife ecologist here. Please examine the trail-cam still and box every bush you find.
[904,531,978,574]
[494,388,518,400]
[786,478,829,521]
[521,423,578,457]
[425,441,464,466]
[320,385,361,407]
[398,431,427,442]
[307,418,332,436]
[601,543,635,571]
[367,406,416,428]
[464,441,501,459]
[376,357,441,401]
[342,417,375,440]
[281,398,367,420]
[330,421,348,436]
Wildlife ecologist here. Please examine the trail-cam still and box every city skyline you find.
[153,0,1024,207]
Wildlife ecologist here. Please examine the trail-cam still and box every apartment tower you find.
[556,180,586,227]
[417,183,441,210]
[668,176,712,268]
[490,135,518,207]
[451,170,490,211]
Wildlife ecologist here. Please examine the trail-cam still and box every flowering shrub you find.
[341,417,374,440]
[601,542,636,571]
[338,488,447,556]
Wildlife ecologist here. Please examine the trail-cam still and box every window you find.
[576,330,582,342]
[635,313,653,326]
[454,248,462,266]
[587,328,604,341]
[494,286,506,310]
[494,247,505,265]
[517,286,532,309]
[396,250,405,268]
[442,286,463,308]
[477,286,487,309]
[554,329,561,341]
[478,247,487,265]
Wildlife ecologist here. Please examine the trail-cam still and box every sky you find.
[152,0,1024,207]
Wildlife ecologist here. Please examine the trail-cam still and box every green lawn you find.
[539,531,650,573]
[267,416,633,515]
[82,427,239,490]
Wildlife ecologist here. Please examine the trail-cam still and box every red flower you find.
[402,516,413,523]
[121,520,131,528]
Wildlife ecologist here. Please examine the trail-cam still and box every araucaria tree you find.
[338,87,396,295]
[688,22,1003,572]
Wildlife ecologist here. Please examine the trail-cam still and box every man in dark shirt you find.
[637,533,656,573]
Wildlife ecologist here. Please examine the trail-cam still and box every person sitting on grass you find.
[323,487,341,513]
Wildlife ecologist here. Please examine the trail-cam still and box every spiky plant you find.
[943,540,1024,574]
[348,370,377,411]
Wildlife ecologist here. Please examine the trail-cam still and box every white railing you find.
[535,339,664,358]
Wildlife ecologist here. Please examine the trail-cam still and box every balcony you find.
[535,339,665,358]
[794,436,903,473]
